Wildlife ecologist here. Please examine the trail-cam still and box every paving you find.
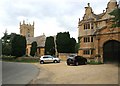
[30,61,118,84]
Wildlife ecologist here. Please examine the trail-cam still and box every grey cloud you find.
[2,1,81,18]
[0,0,85,38]
[0,0,112,39]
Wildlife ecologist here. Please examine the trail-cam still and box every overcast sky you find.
[0,0,119,40]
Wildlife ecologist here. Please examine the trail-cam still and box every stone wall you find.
[58,53,77,61]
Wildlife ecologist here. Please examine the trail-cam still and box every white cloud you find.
[34,17,66,37]
[0,0,119,41]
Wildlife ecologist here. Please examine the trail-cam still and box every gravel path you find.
[30,61,118,84]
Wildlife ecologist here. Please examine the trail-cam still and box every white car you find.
[40,55,60,64]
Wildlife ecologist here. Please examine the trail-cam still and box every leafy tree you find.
[56,32,76,53]
[2,44,11,56]
[45,36,55,55]
[1,33,26,57]
[11,34,26,57]
[75,43,80,53]
[75,37,81,53]
[109,8,120,27]
[56,32,70,53]
[2,30,8,43]
[30,41,37,57]
[1,31,12,55]
[69,38,76,53]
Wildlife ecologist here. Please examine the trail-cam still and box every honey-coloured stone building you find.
[78,0,120,63]
[20,20,46,57]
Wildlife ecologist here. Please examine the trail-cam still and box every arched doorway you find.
[103,40,120,63]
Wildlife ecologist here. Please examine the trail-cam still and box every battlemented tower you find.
[20,20,35,37]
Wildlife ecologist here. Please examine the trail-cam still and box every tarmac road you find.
[1,61,39,85]
[0,61,2,86]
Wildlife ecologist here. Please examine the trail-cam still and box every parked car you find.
[66,55,87,66]
[67,54,77,58]
[40,55,60,64]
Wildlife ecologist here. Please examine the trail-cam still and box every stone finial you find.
[33,21,35,26]
[23,20,25,24]
[20,22,21,25]
[103,10,105,13]
[79,18,80,22]
[88,3,90,7]
[29,23,31,26]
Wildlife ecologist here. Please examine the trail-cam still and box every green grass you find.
[1,56,39,63]
[15,59,39,63]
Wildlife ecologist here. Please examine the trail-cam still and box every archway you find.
[103,40,120,63]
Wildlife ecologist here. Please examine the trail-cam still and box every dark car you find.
[66,55,87,66]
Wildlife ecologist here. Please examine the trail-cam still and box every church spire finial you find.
[23,20,25,24]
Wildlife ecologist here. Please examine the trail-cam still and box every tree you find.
[75,37,81,53]
[11,34,26,57]
[1,33,26,57]
[56,32,76,53]
[45,36,55,55]
[75,43,80,53]
[30,41,37,57]
[56,32,70,53]
[1,31,12,55]
[109,8,120,27]
[69,38,76,53]
[2,43,11,56]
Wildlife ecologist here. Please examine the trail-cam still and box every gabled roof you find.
[94,13,106,20]
[80,0,118,23]
[26,35,46,47]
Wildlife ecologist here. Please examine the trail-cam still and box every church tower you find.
[20,20,35,37]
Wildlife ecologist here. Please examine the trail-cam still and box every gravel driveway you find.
[30,61,118,84]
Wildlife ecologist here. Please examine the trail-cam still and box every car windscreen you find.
[69,55,75,57]
[43,57,49,58]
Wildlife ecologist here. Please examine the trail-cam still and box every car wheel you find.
[54,60,57,63]
[40,61,44,64]
[67,62,70,65]
[75,62,79,66]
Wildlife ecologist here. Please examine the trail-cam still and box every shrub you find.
[87,60,102,65]
[2,56,39,63]
[2,55,16,61]
[16,57,39,63]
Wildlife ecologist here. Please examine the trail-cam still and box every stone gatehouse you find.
[78,0,120,63]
